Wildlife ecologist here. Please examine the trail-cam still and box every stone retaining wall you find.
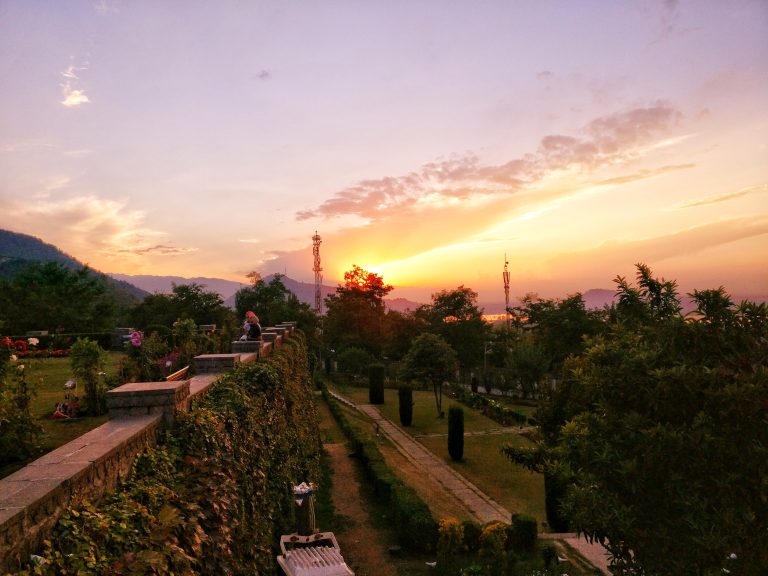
[0,415,161,572]
[0,322,297,572]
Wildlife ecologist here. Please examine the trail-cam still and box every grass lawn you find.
[329,382,548,528]
[1,351,126,478]
[418,433,547,527]
[333,385,504,435]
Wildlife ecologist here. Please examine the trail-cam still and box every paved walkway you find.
[327,388,612,574]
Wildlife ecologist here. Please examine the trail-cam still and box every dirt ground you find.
[324,443,401,576]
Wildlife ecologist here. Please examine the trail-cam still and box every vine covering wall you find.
[11,334,321,575]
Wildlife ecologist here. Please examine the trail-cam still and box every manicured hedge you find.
[368,363,385,404]
[398,384,413,426]
[449,384,530,427]
[320,383,439,553]
[448,406,464,461]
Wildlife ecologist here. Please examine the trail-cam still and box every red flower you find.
[14,340,28,352]
[1,336,12,349]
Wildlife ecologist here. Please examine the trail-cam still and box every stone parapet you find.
[231,340,262,355]
[0,415,161,573]
[194,353,241,373]
[261,331,283,348]
[106,379,190,427]
[0,321,299,572]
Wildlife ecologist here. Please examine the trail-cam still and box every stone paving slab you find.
[353,401,510,524]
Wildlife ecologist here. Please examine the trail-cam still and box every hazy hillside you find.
[0,229,79,270]
[109,273,247,300]
[0,229,149,302]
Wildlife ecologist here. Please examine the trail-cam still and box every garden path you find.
[327,388,612,574]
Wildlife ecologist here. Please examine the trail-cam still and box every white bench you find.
[276,532,354,576]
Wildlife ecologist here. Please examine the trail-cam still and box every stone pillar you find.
[106,380,190,428]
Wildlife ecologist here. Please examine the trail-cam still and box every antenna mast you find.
[503,254,510,328]
[312,231,323,315]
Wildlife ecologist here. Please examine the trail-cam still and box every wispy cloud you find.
[674,184,766,209]
[593,163,695,187]
[93,0,120,14]
[546,215,768,274]
[238,238,262,244]
[297,102,682,221]
[60,62,91,107]
[0,194,196,266]
[114,244,198,256]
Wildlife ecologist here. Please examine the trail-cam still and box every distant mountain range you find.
[108,272,426,312]
[2,228,764,314]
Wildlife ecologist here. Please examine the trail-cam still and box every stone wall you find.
[0,322,297,573]
[0,415,161,571]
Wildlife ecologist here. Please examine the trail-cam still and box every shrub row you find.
[319,382,439,553]
[436,514,539,575]
[12,333,322,575]
[3,332,114,351]
[449,385,536,427]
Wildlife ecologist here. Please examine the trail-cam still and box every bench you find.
[276,532,354,576]
[164,365,190,381]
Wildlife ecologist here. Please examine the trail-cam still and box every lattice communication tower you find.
[503,254,510,328]
[312,231,323,315]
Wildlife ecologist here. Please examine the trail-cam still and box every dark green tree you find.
[0,262,117,334]
[416,286,487,379]
[511,292,604,374]
[130,283,234,334]
[505,265,768,574]
[401,333,458,417]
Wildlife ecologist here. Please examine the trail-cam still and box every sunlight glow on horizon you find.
[0,1,765,303]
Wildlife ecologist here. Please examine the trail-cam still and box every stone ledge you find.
[0,414,161,573]
[107,380,190,427]
[194,353,241,373]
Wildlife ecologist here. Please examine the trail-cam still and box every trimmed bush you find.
[398,384,413,426]
[448,406,464,461]
[544,470,570,532]
[461,520,482,554]
[508,513,537,554]
[437,518,465,575]
[541,543,558,568]
[369,362,385,404]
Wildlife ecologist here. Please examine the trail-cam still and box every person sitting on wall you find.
[245,311,262,340]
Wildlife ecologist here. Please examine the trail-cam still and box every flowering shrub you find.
[0,349,43,465]
[15,348,71,358]
[70,338,107,415]
[478,521,514,575]
[437,518,466,575]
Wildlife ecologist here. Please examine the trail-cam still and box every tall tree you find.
[401,333,458,417]
[416,285,487,378]
[511,292,604,375]
[323,265,393,357]
[0,262,116,334]
[130,283,233,332]
[505,265,768,574]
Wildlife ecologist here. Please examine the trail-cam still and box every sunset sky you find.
[1,1,766,306]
